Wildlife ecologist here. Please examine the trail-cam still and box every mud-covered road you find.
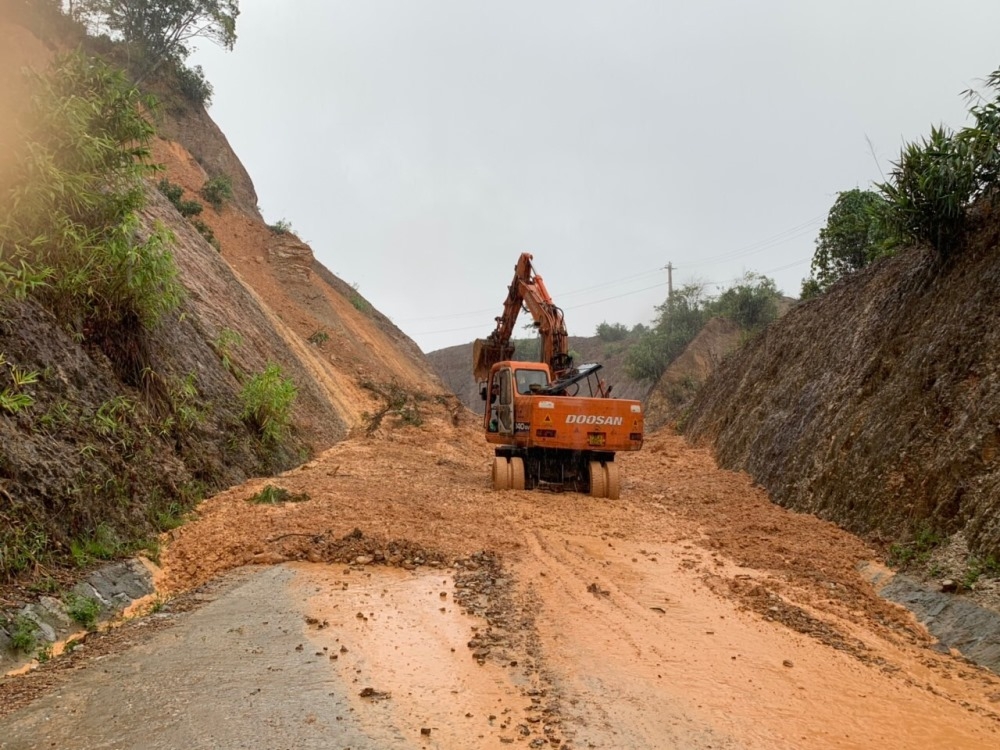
[3,411,1000,748]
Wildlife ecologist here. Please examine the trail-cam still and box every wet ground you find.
[2,416,1000,748]
[0,565,532,750]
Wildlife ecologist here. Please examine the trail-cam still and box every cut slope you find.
[0,11,450,585]
[644,316,743,429]
[684,212,1000,558]
[149,136,442,429]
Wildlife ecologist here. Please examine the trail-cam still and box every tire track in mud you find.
[515,528,1000,749]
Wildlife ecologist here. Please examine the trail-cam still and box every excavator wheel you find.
[492,457,511,491]
[588,460,607,498]
[605,462,621,500]
[510,456,526,491]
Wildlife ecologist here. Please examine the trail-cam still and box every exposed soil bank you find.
[683,223,1000,558]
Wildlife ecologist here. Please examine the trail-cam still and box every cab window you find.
[514,368,549,395]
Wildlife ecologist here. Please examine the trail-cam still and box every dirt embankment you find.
[645,316,743,429]
[684,212,1000,559]
[0,12,448,587]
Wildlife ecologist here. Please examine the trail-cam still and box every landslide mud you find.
[293,563,546,748]
[4,415,1000,748]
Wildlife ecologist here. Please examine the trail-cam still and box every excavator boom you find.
[472,253,570,380]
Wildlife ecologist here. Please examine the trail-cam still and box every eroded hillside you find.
[0,12,449,582]
[684,212,1000,559]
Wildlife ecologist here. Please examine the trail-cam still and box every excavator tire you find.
[510,456,526,491]
[605,462,620,500]
[492,456,511,491]
[589,460,607,498]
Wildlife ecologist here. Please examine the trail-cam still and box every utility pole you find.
[665,262,673,303]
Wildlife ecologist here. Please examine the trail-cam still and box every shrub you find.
[240,363,298,443]
[625,284,710,382]
[268,219,294,235]
[0,54,183,379]
[158,178,204,217]
[878,126,978,259]
[156,178,183,204]
[200,175,233,210]
[876,66,1000,259]
[805,189,896,294]
[709,272,780,331]
[64,593,102,629]
[9,616,39,653]
[175,63,214,106]
[596,322,630,342]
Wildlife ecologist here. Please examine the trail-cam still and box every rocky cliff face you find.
[684,210,1000,558]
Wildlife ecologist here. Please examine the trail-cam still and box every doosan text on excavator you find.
[473,253,644,498]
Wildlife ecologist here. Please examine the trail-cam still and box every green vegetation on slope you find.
[0,52,182,383]
[803,66,1000,295]
[0,49,304,583]
[686,64,1000,564]
[624,273,780,383]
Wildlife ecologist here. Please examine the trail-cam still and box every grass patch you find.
[8,615,39,653]
[213,328,243,378]
[64,592,102,629]
[247,485,309,505]
[240,363,297,444]
[962,555,1000,590]
[154,501,188,531]
[307,330,329,346]
[70,524,122,567]
[0,524,49,580]
[888,526,943,568]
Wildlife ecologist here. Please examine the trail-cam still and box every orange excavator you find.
[473,253,644,498]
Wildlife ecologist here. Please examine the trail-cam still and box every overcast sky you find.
[192,1,1000,353]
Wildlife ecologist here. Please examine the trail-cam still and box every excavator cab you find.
[482,362,551,435]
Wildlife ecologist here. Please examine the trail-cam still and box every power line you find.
[406,214,823,330]
[680,215,823,268]
[396,265,663,322]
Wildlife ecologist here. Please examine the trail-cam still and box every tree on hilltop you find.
[801,188,893,298]
[78,0,239,80]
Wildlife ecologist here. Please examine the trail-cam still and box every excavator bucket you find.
[473,338,514,381]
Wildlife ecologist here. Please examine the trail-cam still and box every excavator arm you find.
[473,253,571,381]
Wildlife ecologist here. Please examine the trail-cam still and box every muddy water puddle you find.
[290,563,535,748]
[525,532,1000,749]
